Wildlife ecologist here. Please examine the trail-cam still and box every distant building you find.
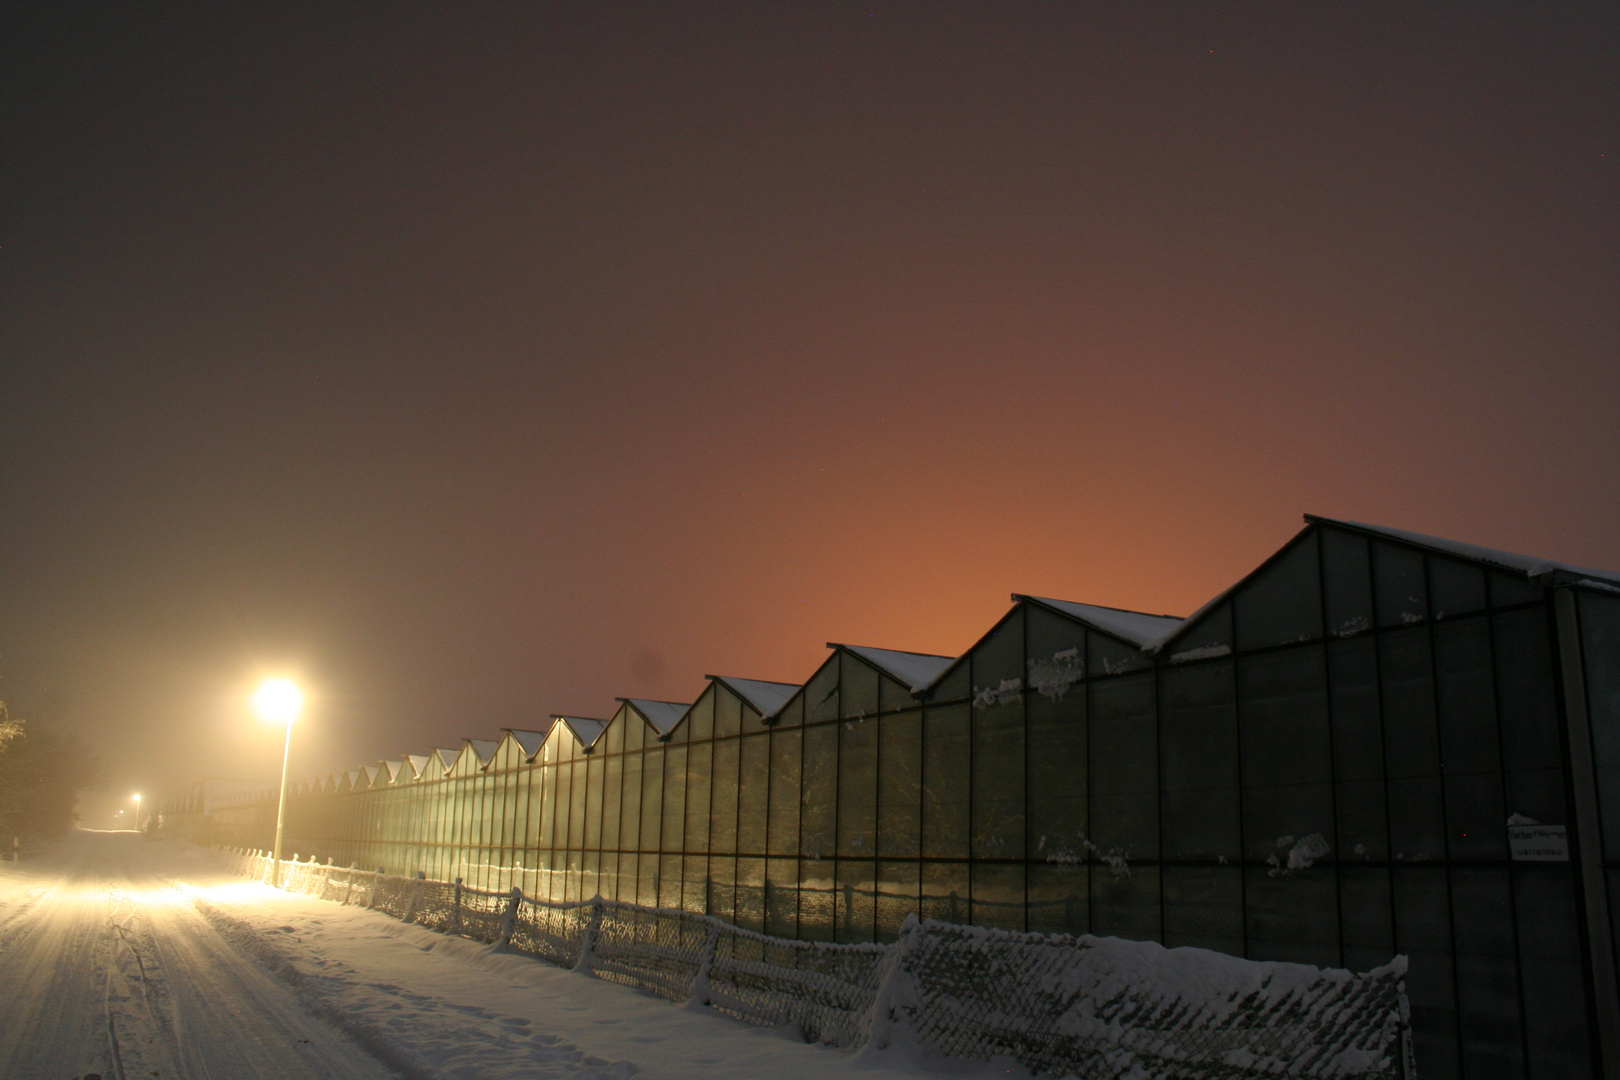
[188,516,1620,1078]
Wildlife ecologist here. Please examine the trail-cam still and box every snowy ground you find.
[0,831,1032,1080]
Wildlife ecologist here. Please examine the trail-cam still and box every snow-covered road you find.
[0,832,1024,1080]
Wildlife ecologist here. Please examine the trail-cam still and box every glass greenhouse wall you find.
[175,517,1620,1080]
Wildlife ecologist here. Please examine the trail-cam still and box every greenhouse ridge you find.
[165,514,1620,1079]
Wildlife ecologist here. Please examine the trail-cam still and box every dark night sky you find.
[2,4,1616,821]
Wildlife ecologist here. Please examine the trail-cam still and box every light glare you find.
[254,678,304,724]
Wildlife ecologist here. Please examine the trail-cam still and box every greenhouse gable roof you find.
[709,676,800,718]
[832,644,955,693]
[557,716,608,750]
[506,728,550,761]
[1015,596,1184,648]
[617,698,691,738]
[1306,515,1620,586]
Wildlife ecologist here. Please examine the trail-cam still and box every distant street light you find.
[253,678,304,887]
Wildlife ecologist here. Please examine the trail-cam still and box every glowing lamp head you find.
[254,678,304,725]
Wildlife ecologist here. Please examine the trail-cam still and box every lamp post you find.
[253,678,304,887]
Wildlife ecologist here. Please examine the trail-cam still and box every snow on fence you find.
[218,848,1414,1080]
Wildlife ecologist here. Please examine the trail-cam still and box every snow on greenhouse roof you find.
[1014,596,1185,647]
[506,728,550,760]
[831,644,955,693]
[617,698,692,737]
[557,716,607,749]
[467,739,499,767]
[709,676,800,718]
[1307,516,1620,585]
[433,748,460,771]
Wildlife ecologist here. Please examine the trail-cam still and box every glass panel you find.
[598,850,617,902]
[604,712,624,755]
[1433,619,1506,859]
[620,751,643,853]
[735,856,765,932]
[879,676,914,714]
[972,608,1024,699]
[806,656,840,724]
[838,715,878,856]
[764,857,797,938]
[661,746,687,855]
[1163,865,1243,955]
[636,851,657,905]
[1329,638,1388,861]
[1164,604,1232,665]
[972,698,1025,859]
[638,748,663,853]
[800,723,837,860]
[767,729,801,857]
[736,734,768,855]
[1028,693,1087,863]
[929,661,971,702]
[683,854,707,913]
[1450,869,1523,1078]
[1338,866,1394,973]
[715,683,741,739]
[920,861,970,924]
[1239,648,1333,865]
[776,693,804,728]
[1091,629,1152,676]
[684,741,711,855]
[972,862,1025,931]
[798,860,835,941]
[584,756,604,850]
[1091,863,1160,942]
[553,762,572,860]
[1089,673,1158,860]
[835,860,876,942]
[1159,660,1239,861]
[707,855,735,923]
[1493,608,1565,828]
[1027,863,1088,937]
[922,703,970,859]
[601,755,623,851]
[1515,867,1593,1078]
[710,738,738,855]
[1235,532,1323,651]
[1577,591,1620,859]
[1488,571,1541,609]
[582,850,599,901]
[1244,866,1338,966]
[1027,602,1086,702]
[740,700,767,735]
[658,852,682,908]
[1393,867,1460,1079]
[875,860,920,942]
[568,760,587,852]
[1373,542,1427,628]
[623,707,645,752]
[1381,628,1445,861]
[1429,557,1486,619]
[877,711,922,858]
[686,689,715,743]
[840,652,880,720]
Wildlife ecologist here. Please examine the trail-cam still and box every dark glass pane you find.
[840,652,880,720]
[764,857,798,938]
[707,856,735,924]
[740,700,768,735]
[736,734,769,855]
[1488,571,1542,609]
[972,609,1024,700]
[1245,866,1339,966]
[1090,631,1151,677]
[1328,638,1388,861]
[1380,628,1445,860]
[1027,603,1087,702]
[1027,693,1087,863]
[684,741,712,855]
[1578,591,1620,859]
[875,861,920,942]
[710,738,739,855]
[1450,869,1523,1079]
[1163,865,1243,955]
[798,859,835,941]
[767,729,801,857]
[878,711,922,858]
[800,723,837,860]
[1240,648,1334,866]
[838,715,878,857]
[638,748,664,853]
[601,755,623,851]
[806,656,840,724]
[619,752,642,853]
[687,690,715,743]
[1493,609,1565,827]
[1322,528,1374,638]
[920,861,970,925]
[1235,533,1323,651]
[777,693,804,728]
[929,662,971,702]
[1433,619,1506,859]
[972,862,1025,931]
[879,676,914,714]
[922,703,970,859]
[661,746,686,855]
[1515,868,1593,1078]
[1429,557,1486,619]
[972,698,1025,859]
[1091,864,1160,942]
[1090,673,1158,859]
[1163,604,1232,665]
[1393,867,1460,1080]
[734,856,765,932]
[1373,542,1427,628]
[1027,864,1088,937]
[584,756,604,850]
[1159,660,1239,861]
[1338,866,1394,973]
[835,860,876,942]
[714,684,741,739]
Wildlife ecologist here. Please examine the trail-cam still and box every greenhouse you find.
[176,515,1620,1079]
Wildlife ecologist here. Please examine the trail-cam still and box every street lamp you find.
[253,678,304,887]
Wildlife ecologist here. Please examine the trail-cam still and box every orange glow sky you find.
[1,5,1616,817]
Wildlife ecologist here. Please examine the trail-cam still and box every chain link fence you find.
[217,848,1412,1079]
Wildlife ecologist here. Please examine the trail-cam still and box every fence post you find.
[345,862,358,905]
[687,923,720,1008]
[405,870,425,924]
[453,878,463,936]
[496,886,521,950]
[574,897,604,974]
